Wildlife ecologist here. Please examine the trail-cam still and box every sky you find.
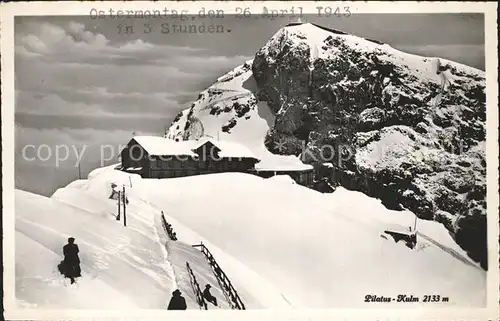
[13,13,485,196]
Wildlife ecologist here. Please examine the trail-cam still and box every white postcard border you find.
[1,1,498,320]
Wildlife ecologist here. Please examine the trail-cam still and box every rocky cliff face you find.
[167,23,487,269]
[252,23,486,269]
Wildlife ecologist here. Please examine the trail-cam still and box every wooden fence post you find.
[192,242,246,309]
[123,185,127,227]
[186,261,208,310]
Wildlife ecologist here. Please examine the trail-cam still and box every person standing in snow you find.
[62,237,81,284]
[167,289,187,310]
[202,284,218,307]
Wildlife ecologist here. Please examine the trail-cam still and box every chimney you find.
[288,16,303,26]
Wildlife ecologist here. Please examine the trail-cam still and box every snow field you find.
[15,167,281,309]
[128,168,486,308]
[16,164,486,309]
[15,189,172,309]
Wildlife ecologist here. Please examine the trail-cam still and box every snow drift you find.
[15,166,287,310]
[15,165,486,309]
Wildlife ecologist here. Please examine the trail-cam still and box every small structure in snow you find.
[287,16,303,27]
[383,228,418,249]
[250,168,314,186]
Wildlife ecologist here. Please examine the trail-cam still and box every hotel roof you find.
[131,136,259,160]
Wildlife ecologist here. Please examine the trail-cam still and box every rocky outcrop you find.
[252,24,487,269]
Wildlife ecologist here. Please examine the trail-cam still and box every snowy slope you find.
[16,165,484,309]
[15,189,173,309]
[131,168,485,308]
[15,167,285,309]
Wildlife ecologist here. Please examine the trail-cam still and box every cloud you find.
[15,21,208,66]
[15,85,200,118]
[17,21,108,56]
[15,20,254,122]
[16,56,201,95]
[16,91,109,116]
[13,19,266,197]
[15,124,158,178]
[15,124,157,196]
[173,54,253,74]
[15,124,151,156]
[15,112,177,132]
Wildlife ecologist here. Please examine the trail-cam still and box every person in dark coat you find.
[202,284,218,306]
[62,237,81,284]
[167,289,187,310]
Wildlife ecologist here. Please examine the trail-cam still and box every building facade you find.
[120,136,316,187]
[120,136,260,179]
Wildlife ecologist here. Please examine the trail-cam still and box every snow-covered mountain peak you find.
[267,22,379,57]
[262,22,483,86]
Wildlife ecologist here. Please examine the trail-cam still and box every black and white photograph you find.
[2,1,498,318]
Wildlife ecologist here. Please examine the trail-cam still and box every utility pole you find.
[77,146,82,179]
[123,185,127,227]
[413,214,418,232]
[117,191,121,221]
